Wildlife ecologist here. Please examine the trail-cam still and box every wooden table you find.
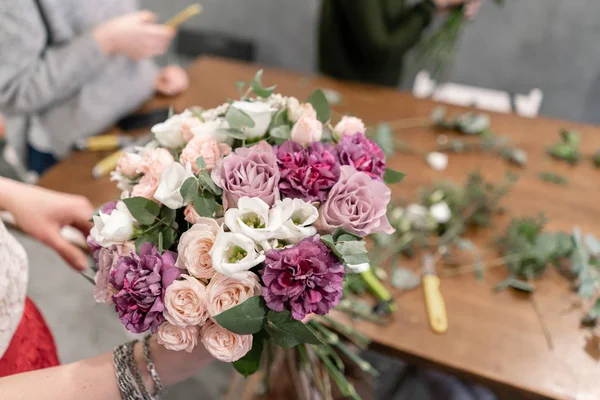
[40,57,600,400]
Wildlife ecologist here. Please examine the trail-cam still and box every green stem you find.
[319,315,370,349]
[312,345,360,400]
[360,269,395,312]
[334,340,379,377]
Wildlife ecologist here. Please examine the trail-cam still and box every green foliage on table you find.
[547,129,582,164]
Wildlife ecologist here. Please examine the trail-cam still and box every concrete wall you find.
[142,0,600,123]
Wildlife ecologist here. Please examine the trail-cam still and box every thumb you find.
[137,10,158,23]
[47,234,89,271]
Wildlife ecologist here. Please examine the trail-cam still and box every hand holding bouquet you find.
[88,71,404,394]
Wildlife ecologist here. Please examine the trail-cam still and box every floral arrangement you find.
[87,70,403,395]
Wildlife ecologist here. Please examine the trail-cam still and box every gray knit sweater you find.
[0,0,157,163]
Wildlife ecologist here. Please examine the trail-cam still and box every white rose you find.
[346,262,371,274]
[210,229,266,280]
[429,201,452,224]
[287,97,317,123]
[333,116,366,142]
[290,115,323,147]
[426,152,448,171]
[275,198,318,244]
[190,117,233,145]
[224,197,284,248]
[90,201,135,247]
[231,101,276,140]
[153,162,194,210]
[151,109,195,149]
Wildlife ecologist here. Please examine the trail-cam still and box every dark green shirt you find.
[318,0,435,86]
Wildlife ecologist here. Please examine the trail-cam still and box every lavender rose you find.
[262,237,344,320]
[110,243,180,334]
[317,166,394,237]
[338,133,386,180]
[211,141,280,210]
[275,141,340,202]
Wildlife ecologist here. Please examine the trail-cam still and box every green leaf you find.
[342,253,370,265]
[336,241,368,257]
[306,89,331,123]
[233,333,265,377]
[218,128,247,140]
[265,310,323,348]
[235,81,246,94]
[193,192,216,218]
[214,297,267,335]
[269,125,291,140]
[250,70,276,98]
[383,168,406,185]
[372,123,395,156]
[160,207,177,225]
[321,235,343,258]
[271,109,288,127]
[196,157,207,171]
[337,234,360,243]
[588,298,600,319]
[123,197,160,225]
[509,279,534,293]
[198,172,223,196]
[578,279,596,298]
[391,267,421,290]
[161,227,176,251]
[180,177,199,205]
[585,233,600,256]
[158,231,164,253]
[226,106,256,130]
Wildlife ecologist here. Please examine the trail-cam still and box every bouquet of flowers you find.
[88,71,404,397]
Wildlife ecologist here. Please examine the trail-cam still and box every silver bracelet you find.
[113,341,140,400]
[143,335,163,398]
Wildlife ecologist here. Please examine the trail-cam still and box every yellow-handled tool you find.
[423,254,448,334]
[165,4,203,29]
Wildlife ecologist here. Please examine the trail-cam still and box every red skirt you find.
[0,297,60,377]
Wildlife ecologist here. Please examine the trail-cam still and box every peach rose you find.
[333,116,366,142]
[164,274,209,327]
[176,218,220,279]
[287,98,317,123]
[206,272,262,317]
[131,173,160,200]
[184,205,202,224]
[116,153,143,177]
[201,320,252,362]
[157,322,200,353]
[290,115,323,147]
[181,118,204,142]
[180,137,232,174]
[139,148,175,176]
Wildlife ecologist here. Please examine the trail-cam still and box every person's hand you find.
[0,113,5,139]
[154,66,190,96]
[1,179,94,271]
[433,0,482,19]
[93,10,175,61]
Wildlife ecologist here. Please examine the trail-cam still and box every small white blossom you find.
[210,229,266,280]
[153,163,194,210]
[429,201,452,224]
[426,152,448,171]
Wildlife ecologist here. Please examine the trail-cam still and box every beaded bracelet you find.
[113,341,140,400]
[143,335,163,398]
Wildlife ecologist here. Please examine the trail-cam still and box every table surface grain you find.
[40,57,600,400]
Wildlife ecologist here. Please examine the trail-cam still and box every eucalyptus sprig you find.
[547,129,582,164]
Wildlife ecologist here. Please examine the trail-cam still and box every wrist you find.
[93,25,115,56]
[0,177,25,212]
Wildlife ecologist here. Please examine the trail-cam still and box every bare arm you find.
[0,336,212,400]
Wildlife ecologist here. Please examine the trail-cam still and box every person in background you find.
[0,177,213,398]
[318,0,481,87]
[0,1,190,176]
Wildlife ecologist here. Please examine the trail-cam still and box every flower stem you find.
[360,269,395,312]
[319,315,370,349]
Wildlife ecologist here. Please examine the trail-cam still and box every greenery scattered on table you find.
[547,129,582,164]
[432,106,490,135]
[538,171,569,186]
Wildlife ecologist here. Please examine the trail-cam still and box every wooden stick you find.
[165,4,203,28]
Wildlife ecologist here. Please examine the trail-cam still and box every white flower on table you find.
[426,152,448,171]
[230,101,276,140]
[429,201,452,224]
[153,162,194,210]
[274,198,318,244]
[90,201,135,247]
[151,109,196,149]
[210,229,266,280]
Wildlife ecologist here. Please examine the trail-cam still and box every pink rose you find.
[333,116,366,141]
[157,322,200,353]
[116,153,143,178]
[164,274,209,327]
[176,218,220,279]
[180,137,232,174]
[131,173,160,200]
[290,115,323,147]
[206,272,262,317]
[317,166,395,236]
[201,320,252,362]
[139,148,175,176]
[184,205,202,224]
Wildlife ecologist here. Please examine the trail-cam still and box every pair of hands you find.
[433,0,482,19]
[93,10,189,97]
[1,178,94,271]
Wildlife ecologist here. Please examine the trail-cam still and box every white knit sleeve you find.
[0,220,28,358]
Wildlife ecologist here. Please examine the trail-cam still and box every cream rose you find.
[157,322,200,353]
[290,115,323,147]
[176,218,220,279]
[206,272,262,317]
[131,173,160,200]
[116,153,143,177]
[287,97,317,123]
[184,205,202,225]
[201,320,253,362]
[180,136,232,174]
[333,116,366,142]
[164,274,209,327]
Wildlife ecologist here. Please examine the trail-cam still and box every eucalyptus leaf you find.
[198,172,222,196]
[271,109,288,127]
[193,193,216,217]
[214,297,267,335]
[122,197,160,225]
[343,254,370,265]
[226,106,255,130]
[383,168,406,185]
[218,128,247,140]
[372,124,395,156]
[306,89,331,123]
[509,279,534,293]
[265,310,323,348]
[250,69,276,98]
[161,227,176,251]
[585,233,600,256]
[336,241,368,257]
[578,279,596,298]
[391,267,421,290]
[158,231,164,253]
[180,177,199,205]
[269,125,291,140]
[321,235,343,258]
[196,157,206,171]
